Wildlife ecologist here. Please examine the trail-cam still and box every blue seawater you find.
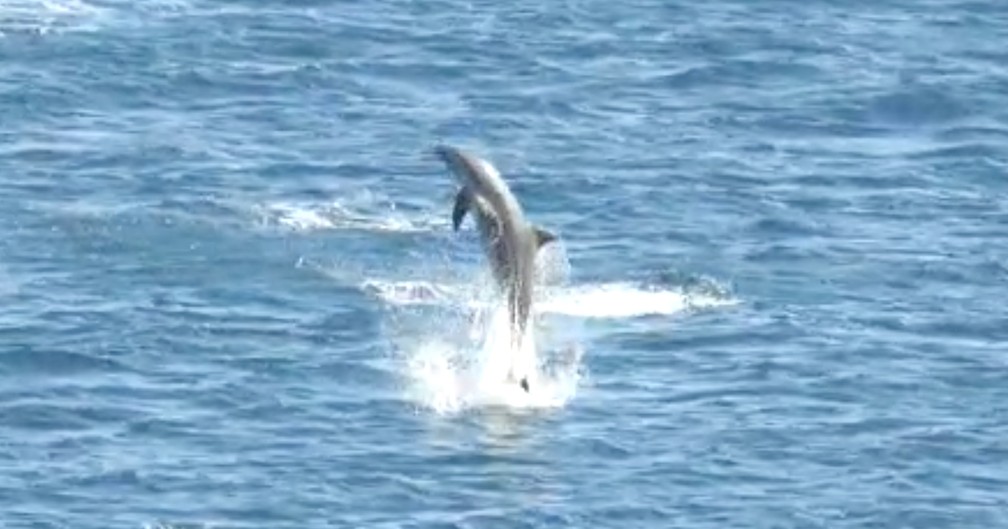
[2,0,1007,527]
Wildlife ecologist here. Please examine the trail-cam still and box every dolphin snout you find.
[432,144,458,164]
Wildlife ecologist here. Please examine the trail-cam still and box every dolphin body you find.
[434,145,557,392]
[451,182,556,289]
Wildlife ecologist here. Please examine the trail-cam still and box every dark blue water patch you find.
[746,214,833,238]
[0,73,90,127]
[255,160,379,185]
[126,414,221,443]
[741,241,832,266]
[867,83,975,127]
[914,316,1008,344]
[934,122,1008,143]
[0,397,142,433]
[947,1,1008,17]
[752,109,897,140]
[904,141,1004,161]
[2,39,162,111]
[0,344,129,377]
[662,57,826,92]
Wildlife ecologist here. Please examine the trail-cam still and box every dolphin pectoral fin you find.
[532,226,558,248]
[452,188,472,231]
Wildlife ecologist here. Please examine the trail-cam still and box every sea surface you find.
[2,0,1007,527]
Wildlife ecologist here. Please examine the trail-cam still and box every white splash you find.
[0,0,189,35]
[387,276,741,414]
[0,0,104,35]
[0,0,100,16]
[368,279,738,318]
[404,303,583,415]
[256,200,448,234]
[538,282,738,318]
[383,274,736,414]
[361,279,477,308]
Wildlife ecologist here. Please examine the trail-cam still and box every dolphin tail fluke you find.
[532,226,558,248]
[452,188,472,231]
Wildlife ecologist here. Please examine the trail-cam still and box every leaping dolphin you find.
[434,145,557,392]
[451,183,556,288]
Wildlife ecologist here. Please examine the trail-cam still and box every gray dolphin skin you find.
[434,145,557,392]
[451,186,557,289]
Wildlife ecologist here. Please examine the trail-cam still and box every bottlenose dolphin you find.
[451,186,556,288]
[434,145,557,392]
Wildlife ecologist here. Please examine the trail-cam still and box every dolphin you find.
[451,185,556,289]
[434,145,557,392]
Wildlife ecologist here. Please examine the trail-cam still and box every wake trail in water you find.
[0,0,103,35]
[0,0,190,35]
[254,199,449,234]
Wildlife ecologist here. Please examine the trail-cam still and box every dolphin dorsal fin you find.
[533,226,558,248]
[452,188,472,231]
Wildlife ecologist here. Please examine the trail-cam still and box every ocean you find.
[1,0,1006,527]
